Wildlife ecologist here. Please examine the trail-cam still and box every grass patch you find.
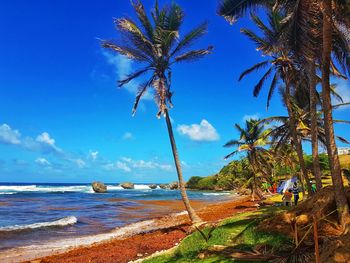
[144,208,290,263]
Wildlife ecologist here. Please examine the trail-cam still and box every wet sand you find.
[3,196,257,263]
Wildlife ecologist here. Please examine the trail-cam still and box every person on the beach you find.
[311,182,317,193]
[272,182,277,193]
[292,182,300,205]
[282,189,293,206]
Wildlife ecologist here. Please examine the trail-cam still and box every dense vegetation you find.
[186,153,349,191]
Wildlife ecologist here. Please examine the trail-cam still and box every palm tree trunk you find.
[321,0,350,229]
[309,62,323,190]
[285,83,313,195]
[164,108,202,224]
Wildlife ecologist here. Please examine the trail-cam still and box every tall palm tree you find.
[102,1,212,224]
[236,9,313,194]
[224,119,271,200]
[320,0,350,229]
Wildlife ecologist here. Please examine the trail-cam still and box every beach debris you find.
[149,184,157,189]
[91,181,107,193]
[120,182,135,189]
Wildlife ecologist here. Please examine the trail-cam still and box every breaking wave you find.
[0,216,78,232]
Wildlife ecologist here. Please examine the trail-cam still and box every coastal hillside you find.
[188,154,350,191]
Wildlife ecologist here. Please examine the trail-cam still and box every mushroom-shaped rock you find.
[149,184,157,189]
[92,181,107,193]
[169,181,179,190]
[120,182,135,189]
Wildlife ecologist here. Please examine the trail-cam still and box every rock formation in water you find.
[92,181,107,193]
[120,182,135,189]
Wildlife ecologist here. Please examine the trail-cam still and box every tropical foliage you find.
[218,0,350,229]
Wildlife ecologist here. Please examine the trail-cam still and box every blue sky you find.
[0,0,349,183]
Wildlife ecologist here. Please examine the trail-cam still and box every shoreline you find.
[2,195,256,263]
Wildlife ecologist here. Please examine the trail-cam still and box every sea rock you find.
[121,182,134,189]
[149,184,157,189]
[169,181,179,190]
[159,184,169,189]
[92,181,107,193]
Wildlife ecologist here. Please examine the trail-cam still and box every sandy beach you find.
[1,195,257,263]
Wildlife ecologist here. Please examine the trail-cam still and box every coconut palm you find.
[102,1,212,224]
[236,9,313,194]
[320,0,350,229]
[224,119,271,200]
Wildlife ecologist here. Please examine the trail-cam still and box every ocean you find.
[0,183,233,252]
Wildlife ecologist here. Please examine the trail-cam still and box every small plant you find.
[195,224,217,243]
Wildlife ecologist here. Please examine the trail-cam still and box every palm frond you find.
[238,60,270,81]
[132,77,154,116]
[218,0,269,24]
[174,46,213,63]
[131,0,154,40]
[332,102,350,110]
[223,139,244,148]
[336,136,350,144]
[240,28,269,51]
[118,67,151,87]
[266,72,279,109]
[102,42,148,61]
[253,67,273,97]
[224,150,239,160]
[171,22,208,56]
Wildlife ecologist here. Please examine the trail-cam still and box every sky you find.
[0,0,349,183]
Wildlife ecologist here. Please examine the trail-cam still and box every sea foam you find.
[0,216,78,232]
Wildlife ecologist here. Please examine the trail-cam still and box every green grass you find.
[144,208,290,263]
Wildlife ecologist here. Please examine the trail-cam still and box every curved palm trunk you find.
[321,0,350,229]
[164,109,202,224]
[285,84,313,195]
[249,154,264,201]
[309,63,323,190]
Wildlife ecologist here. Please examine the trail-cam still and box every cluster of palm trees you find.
[101,0,350,230]
[219,0,350,229]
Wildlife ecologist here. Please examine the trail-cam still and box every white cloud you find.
[89,150,99,161]
[120,157,173,171]
[122,132,134,140]
[242,113,260,122]
[35,157,51,166]
[23,132,63,155]
[102,52,152,100]
[0,124,21,145]
[36,132,55,146]
[75,159,86,168]
[103,161,132,172]
[0,124,63,155]
[116,161,131,172]
[333,80,350,110]
[177,119,220,142]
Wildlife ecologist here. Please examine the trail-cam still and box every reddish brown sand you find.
[29,197,257,263]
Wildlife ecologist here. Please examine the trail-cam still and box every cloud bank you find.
[177,120,220,142]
